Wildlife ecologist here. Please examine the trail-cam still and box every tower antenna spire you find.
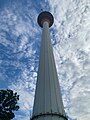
[31,11,68,120]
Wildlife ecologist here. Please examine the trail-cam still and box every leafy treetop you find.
[0,89,19,120]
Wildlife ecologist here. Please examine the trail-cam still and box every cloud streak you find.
[48,0,90,119]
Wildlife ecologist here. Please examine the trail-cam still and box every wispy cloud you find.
[0,1,39,120]
[48,0,90,119]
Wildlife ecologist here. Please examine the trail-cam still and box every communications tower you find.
[31,11,68,120]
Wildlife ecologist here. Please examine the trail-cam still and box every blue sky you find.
[0,0,90,120]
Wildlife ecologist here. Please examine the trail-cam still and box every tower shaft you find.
[31,21,67,120]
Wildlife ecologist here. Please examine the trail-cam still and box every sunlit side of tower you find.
[31,11,68,120]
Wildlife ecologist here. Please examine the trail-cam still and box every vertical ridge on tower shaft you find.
[31,11,68,120]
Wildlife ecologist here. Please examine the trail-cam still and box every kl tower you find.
[30,11,68,120]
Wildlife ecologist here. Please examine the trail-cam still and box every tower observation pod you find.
[30,11,68,120]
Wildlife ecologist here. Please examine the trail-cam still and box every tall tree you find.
[0,89,19,120]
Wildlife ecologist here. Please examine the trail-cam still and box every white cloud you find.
[48,0,90,119]
[0,3,38,119]
[9,79,34,120]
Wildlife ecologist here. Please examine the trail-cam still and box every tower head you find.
[37,11,54,28]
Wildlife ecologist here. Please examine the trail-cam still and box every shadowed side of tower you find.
[31,11,68,120]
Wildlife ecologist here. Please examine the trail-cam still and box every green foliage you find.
[0,89,19,120]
